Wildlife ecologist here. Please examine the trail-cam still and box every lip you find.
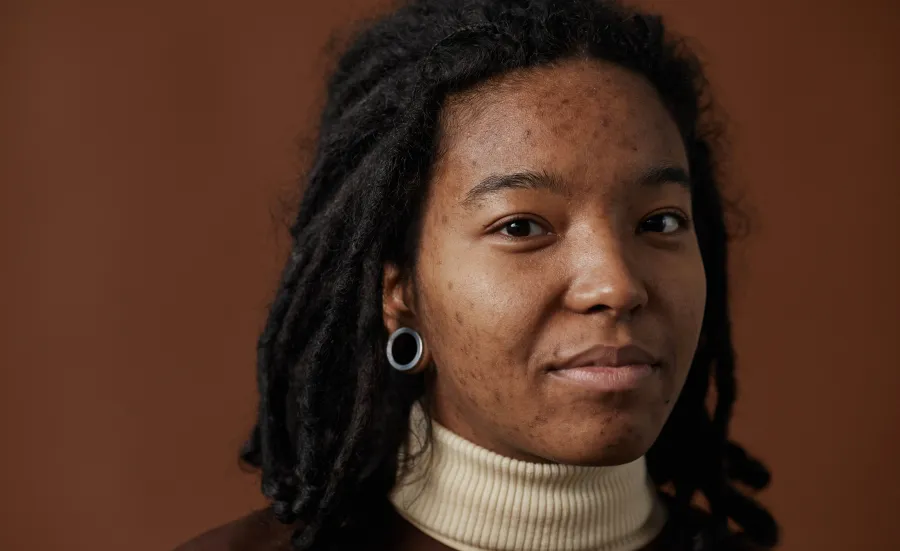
[548,364,657,391]
[547,344,661,392]
[551,343,661,371]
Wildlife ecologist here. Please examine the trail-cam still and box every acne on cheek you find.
[430,312,513,403]
[491,388,503,404]
[424,296,480,371]
[526,419,547,437]
[442,362,501,421]
[526,410,553,434]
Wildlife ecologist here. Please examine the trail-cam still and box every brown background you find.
[2,0,898,550]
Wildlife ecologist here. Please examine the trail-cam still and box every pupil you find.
[645,217,664,232]
[507,221,530,237]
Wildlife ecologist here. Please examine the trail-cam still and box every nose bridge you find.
[565,221,648,316]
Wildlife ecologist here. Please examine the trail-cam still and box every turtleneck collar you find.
[389,403,667,551]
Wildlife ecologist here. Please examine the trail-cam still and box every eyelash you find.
[639,210,692,234]
[494,210,692,240]
[496,217,551,239]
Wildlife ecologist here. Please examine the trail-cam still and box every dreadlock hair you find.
[240,0,778,549]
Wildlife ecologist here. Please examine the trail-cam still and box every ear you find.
[383,262,433,374]
[383,261,415,334]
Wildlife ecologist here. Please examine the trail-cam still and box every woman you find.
[178,0,777,549]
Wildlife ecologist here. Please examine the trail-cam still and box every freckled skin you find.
[384,58,706,466]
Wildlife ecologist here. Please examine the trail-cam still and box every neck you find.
[389,404,667,551]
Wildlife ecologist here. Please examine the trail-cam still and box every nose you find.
[563,232,649,321]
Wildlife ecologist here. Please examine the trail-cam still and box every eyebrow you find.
[634,165,692,190]
[461,169,569,210]
[460,164,691,210]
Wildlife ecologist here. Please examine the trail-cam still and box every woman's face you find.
[385,58,706,466]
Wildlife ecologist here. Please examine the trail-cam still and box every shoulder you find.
[656,495,771,551]
[717,534,768,551]
[173,508,295,551]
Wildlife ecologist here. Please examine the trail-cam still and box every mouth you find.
[546,344,662,392]
[548,363,660,391]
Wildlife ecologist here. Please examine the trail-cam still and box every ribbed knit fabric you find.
[389,403,667,551]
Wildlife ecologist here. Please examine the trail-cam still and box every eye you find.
[498,218,549,238]
[639,211,691,234]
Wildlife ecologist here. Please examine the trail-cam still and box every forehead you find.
[430,58,687,200]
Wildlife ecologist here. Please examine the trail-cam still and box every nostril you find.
[586,303,642,316]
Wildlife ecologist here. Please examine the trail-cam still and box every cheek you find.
[653,249,707,372]
[415,233,548,390]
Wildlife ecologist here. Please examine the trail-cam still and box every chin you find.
[545,415,662,467]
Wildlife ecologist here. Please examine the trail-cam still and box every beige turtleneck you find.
[389,403,667,551]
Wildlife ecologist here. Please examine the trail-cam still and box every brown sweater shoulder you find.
[173,508,294,551]
[654,497,771,551]
[721,535,768,551]
[172,504,768,551]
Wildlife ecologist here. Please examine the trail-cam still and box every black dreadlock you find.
[240,1,778,549]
